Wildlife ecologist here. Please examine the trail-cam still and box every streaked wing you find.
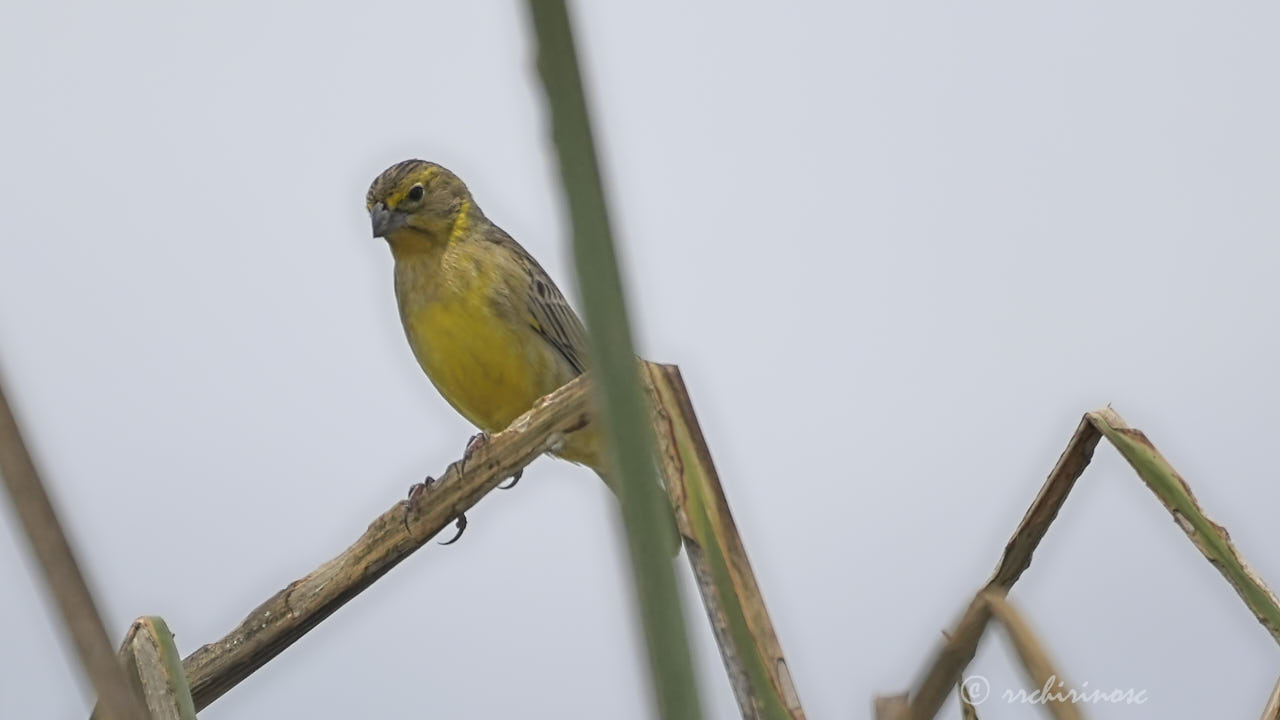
[491,229,590,375]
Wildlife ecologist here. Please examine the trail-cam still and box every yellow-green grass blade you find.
[1088,408,1280,644]
[119,617,196,720]
[92,617,195,720]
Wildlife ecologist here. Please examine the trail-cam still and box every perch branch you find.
[180,374,593,711]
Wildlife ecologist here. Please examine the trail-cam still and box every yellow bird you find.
[367,159,645,543]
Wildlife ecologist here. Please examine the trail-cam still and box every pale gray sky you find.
[3,2,1279,719]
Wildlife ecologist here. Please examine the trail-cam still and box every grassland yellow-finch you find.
[367,159,666,545]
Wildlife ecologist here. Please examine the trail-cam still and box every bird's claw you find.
[404,475,468,545]
[407,475,436,500]
[417,434,497,545]
[403,475,436,534]
[440,513,468,545]
[462,432,489,467]
[498,468,522,490]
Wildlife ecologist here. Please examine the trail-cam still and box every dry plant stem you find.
[644,363,805,720]
[982,592,1081,720]
[890,407,1280,719]
[903,415,1100,717]
[956,683,980,720]
[905,592,995,720]
[1259,673,1280,720]
[905,592,1081,720]
[986,416,1101,591]
[0,378,148,720]
[181,375,593,712]
[874,694,910,720]
[1087,408,1280,644]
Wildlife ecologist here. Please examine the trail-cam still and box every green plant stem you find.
[524,3,703,719]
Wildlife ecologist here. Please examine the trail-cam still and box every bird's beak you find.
[369,203,407,238]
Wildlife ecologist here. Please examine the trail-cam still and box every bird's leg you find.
[498,468,522,490]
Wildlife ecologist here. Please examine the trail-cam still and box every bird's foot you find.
[460,432,490,474]
[403,475,468,545]
[407,475,435,501]
[463,432,521,489]
[402,475,433,535]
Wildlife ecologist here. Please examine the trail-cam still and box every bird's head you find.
[366,160,475,242]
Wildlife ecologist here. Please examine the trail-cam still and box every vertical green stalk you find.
[524,3,703,719]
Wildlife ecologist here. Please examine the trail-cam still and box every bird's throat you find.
[385,201,475,261]
[385,228,446,261]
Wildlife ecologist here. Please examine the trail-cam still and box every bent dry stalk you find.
[877,407,1280,720]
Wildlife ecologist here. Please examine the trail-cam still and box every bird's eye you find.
[407,184,425,202]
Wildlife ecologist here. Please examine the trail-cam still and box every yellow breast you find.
[394,245,564,434]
